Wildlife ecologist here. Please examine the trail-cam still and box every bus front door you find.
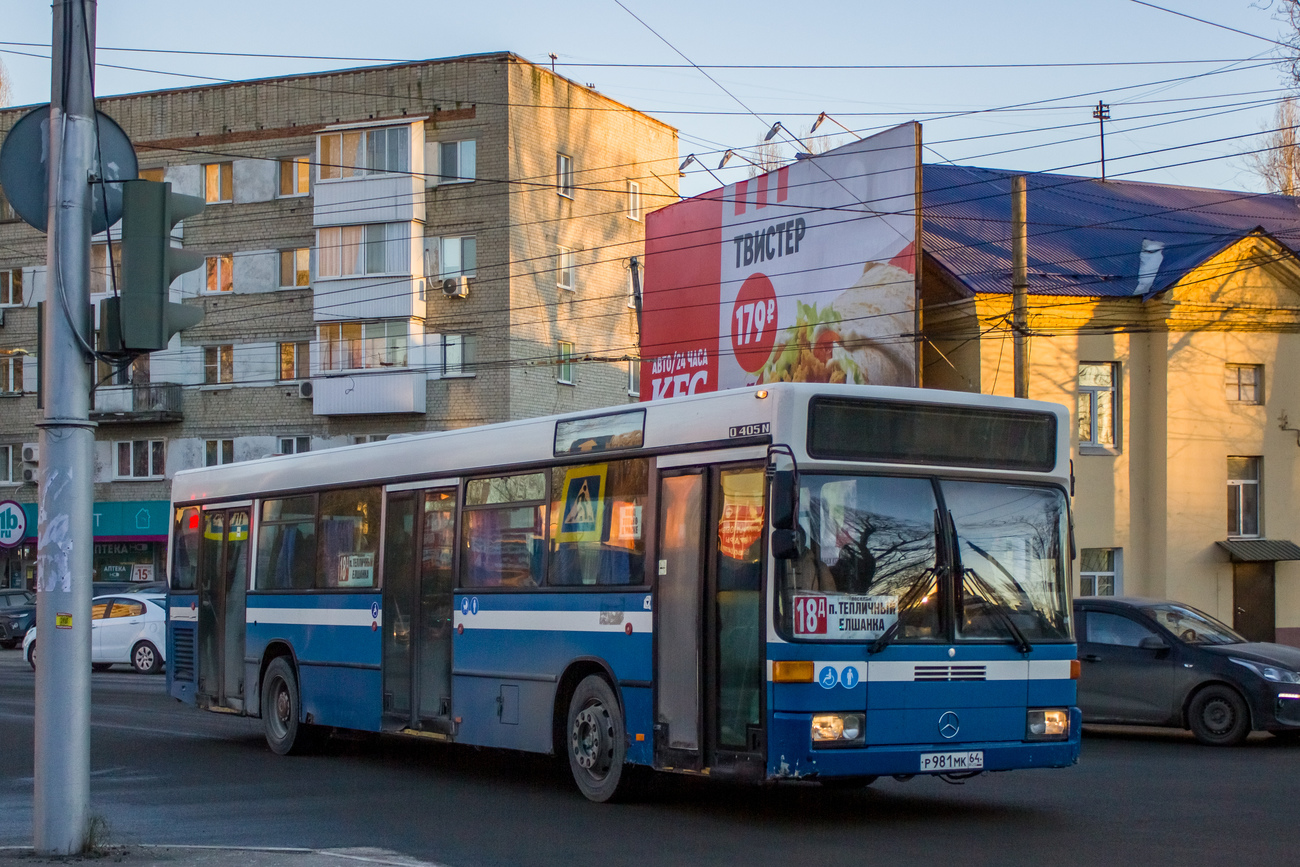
[197,507,249,711]
[383,487,457,732]
[655,464,766,777]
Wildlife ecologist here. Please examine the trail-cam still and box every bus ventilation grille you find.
[913,665,986,682]
[172,626,196,682]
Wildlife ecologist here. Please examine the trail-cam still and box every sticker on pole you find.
[55,613,73,629]
[792,593,898,640]
[0,500,26,549]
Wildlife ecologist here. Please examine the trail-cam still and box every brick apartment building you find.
[0,53,679,587]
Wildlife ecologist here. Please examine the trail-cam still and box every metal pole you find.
[1011,175,1029,399]
[35,0,96,854]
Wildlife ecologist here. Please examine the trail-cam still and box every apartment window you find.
[1077,362,1118,450]
[351,434,389,445]
[318,126,409,180]
[204,162,233,203]
[1228,456,1261,538]
[627,180,641,221]
[557,247,575,291]
[138,167,165,183]
[441,333,476,377]
[279,156,311,196]
[628,359,640,397]
[1079,548,1118,596]
[0,269,21,306]
[206,255,234,293]
[557,341,574,385]
[278,436,311,455]
[203,345,234,385]
[90,244,122,294]
[115,440,165,479]
[1225,364,1262,404]
[0,445,11,484]
[557,153,574,198]
[317,224,403,278]
[318,321,409,371]
[279,341,310,381]
[0,356,23,394]
[0,189,17,222]
[205,439,235,467]
[439,236,477,279]
[436,140,476,184]
[280,248,310,287]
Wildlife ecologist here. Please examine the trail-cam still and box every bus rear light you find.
[1070,660,1080,680]
[773,660,814,682]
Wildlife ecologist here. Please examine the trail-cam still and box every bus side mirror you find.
[771,529,799,560]
[771,470,796,530]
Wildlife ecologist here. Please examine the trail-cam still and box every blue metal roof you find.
[922,164,1300,298]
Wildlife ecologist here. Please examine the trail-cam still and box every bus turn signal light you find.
[1070,660,1080,680]
[773,660,815,682]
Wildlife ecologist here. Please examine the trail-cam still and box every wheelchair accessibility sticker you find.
[817,663,864,689]
[460,597,479,616]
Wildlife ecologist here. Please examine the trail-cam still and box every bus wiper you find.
[869,566,939,655]
[961,567,1032,654]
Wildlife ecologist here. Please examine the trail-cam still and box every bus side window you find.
[548,458,648,587]
[463,473,547,589]
[317,487,381,588]
[256,496,317,590]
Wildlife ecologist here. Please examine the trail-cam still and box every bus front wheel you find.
[566,675,627,802]
[262,657,317,755]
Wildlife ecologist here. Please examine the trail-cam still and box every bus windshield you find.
[780,474,1071,643]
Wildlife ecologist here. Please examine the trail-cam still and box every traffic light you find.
[102,179,205,353]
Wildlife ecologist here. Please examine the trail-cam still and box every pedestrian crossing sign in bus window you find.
[558,464,607,543]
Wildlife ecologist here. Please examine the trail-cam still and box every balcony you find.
[311,370,426,416]
[90,382,183,423]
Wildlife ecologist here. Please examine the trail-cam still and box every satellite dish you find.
[0,104,138,234]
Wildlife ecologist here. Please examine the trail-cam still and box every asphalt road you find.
[0,650,1295,867]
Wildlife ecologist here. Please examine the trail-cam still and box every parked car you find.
[23,593,168,674]
[0,589,37,649]
[1074,596,1300,745]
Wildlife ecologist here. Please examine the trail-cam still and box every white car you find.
[23,593,168,674]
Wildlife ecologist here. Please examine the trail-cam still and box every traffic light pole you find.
[35,0,97,853]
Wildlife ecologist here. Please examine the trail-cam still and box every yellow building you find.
[922,165,1300,646]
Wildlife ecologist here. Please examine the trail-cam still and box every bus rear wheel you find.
[262,657,318,755]
[566,675,627,802]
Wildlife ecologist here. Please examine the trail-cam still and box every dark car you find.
[1074,596,1300,745]
[0,589,37,649]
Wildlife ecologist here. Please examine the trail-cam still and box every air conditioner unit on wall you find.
[22,467,37,484]
[297,381,314,399]
[21,443,38,464]
[442,276,470,299]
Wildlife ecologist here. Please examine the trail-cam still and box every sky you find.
[0,0,1295,199]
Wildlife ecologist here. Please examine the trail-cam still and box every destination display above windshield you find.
[793,593,898,639]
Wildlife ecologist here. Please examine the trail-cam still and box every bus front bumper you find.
[768,707,1082,780]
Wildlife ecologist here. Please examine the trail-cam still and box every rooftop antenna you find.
[1093,101,1111,181]
[548,53,557,74]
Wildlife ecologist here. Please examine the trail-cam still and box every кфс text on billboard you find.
[640,122,920,399]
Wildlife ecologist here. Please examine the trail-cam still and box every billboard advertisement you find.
[641,122,920,400]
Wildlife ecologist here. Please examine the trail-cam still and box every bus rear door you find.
[197,506,250,711]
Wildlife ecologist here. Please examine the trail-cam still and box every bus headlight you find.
[1026,708,1070,740]
[811,713,864,747]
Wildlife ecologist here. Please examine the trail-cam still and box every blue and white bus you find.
[166,383,1080,800]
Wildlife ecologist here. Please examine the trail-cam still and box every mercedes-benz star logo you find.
[938,711,960,739]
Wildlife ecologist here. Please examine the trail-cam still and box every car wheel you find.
[91,663,112,672]
[261,657,319,755]
[27,643,35,671]
[131,641,161,674]
[566,675,628,802]
[1188,685,1250,746]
